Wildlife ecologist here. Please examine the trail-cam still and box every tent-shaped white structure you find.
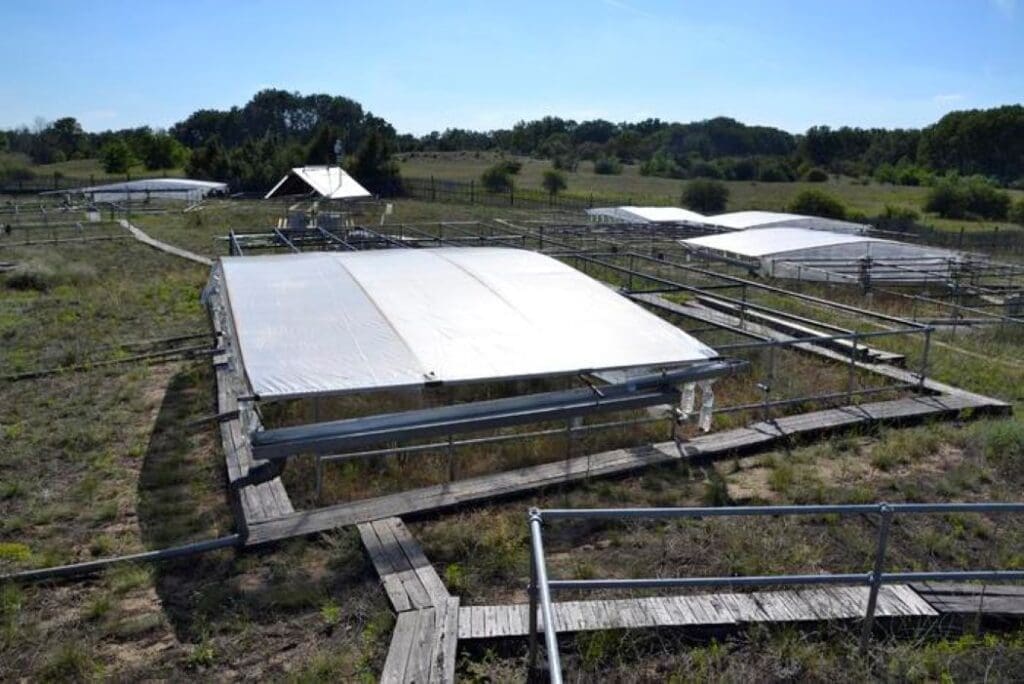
[207,247,718,400]
[265,166,372,200]
[60,178,228,202]
[587,206,709,225]
[682,227,959,284]
[707,210,870,235]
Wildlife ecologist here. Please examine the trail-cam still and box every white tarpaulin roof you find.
[209,248,717,399]
[63,178,227,202]
[587,206,709,224]
[684,227,876,258]
[265,166,371,199]
[707,211,870,234]
[682,228,958,282]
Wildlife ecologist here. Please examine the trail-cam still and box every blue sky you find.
[1,0,1021,135]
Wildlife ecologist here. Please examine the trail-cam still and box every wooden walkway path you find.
[912,582,1024,616]
[458,585,936,639]
[119,219,214,266]
[245,392,1001,545]
[358,517,451,612]
[358,517,459,683]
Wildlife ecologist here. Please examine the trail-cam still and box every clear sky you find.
[1,0,1021,135]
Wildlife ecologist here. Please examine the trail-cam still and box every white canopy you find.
[65,178,227,202]
[208,248,717,399]
[587,206,709,224]
[683,228,958,282]
[707,211,870,235]
[265,166,371,200]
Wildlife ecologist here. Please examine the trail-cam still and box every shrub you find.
[542,169,567,197]
[499,159,522,175]
[640,150,685,178]
[787,189,847,219]
[1010,199,1024,226]
[681,179,730,213]
[592,156,622,175]
[99,138,136,174]
[925,176,1011,219]
[480,163,514,192]
[552,154,578,172]
[877,204,921,232]
[803,167,829,182]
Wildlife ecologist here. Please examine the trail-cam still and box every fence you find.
[391,176,677,213]
[527,502,1024,683]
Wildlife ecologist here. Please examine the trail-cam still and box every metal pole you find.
[847,332,858,405]
[528,520,539,672]
[528,509,563,683]
[315,455,323,502]
[860,503,893,651]
[919,328,931,390]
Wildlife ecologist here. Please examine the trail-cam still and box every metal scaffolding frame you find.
[526,502,1024,683]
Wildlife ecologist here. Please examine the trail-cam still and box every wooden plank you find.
[380,610,421,684]
[387,518,450,606]
[429,597,460,684]
[887,584,939,617]
[911,582,1024,598]
[405,607,437,684]
[357,522,412,613]
[372,519,432,610]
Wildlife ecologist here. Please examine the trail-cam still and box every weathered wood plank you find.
[387,518,450,607]
[372,519,433,610]
[429,597,460,684]
[357,522,412,613]
[381,609,421,684]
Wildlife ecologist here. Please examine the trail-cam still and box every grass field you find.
[399,151,1024,233]
[30,157,186,183]
[2,198,1024,679]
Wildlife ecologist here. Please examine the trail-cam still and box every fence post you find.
[847,332,858,405]
[919,328,931,390]
[527,516,539,674]
[510,186,514,206]
[860,503,893,652]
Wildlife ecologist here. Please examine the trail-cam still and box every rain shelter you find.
[264,166,371,200]
[707,211,870,235]
[207,247,719,400]
[682,227,960,284]
[586,206,709,224]
[61,178,227,202]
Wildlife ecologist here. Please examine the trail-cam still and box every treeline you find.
[405,106,1024,187]
[3,93,1023,193]
[0,90,403,193]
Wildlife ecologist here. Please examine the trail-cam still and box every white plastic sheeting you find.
[707,211,870,235]
[587,206,709,224]
[265,166,371,199]
[682,227,959,282]
[69,178,227,202]
[209,247,718,399]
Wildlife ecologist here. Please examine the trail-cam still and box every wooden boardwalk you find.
[358,517,450,612]
[457,585,936,639]
[120,219,214,266]
[359,517,459,683]
[912,582,1024,616]
[380,597,460,684]
[245,392,1000,546]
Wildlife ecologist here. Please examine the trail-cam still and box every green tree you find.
[99,138,136,174]
[347,129,402,194]
[593,156,622,175]
[542,169,567,199]
[788,189,847,219]
[681,179,729,213]
[481,163,514,192]
[143,134,188,170]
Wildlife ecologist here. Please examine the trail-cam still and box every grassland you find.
[2,198,1023,680]
[399,151,1024,233]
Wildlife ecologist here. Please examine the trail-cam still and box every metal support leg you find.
[860,503,893,652]
[528,534,539,673]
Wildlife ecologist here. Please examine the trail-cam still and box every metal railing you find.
[527,502,1024,683]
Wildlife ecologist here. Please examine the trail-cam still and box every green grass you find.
[31,157,185,182]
